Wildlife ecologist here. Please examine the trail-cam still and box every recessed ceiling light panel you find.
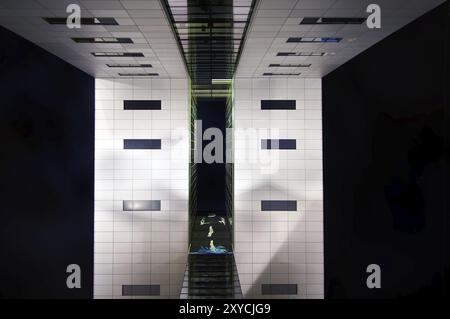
[92,52,144,57]
[277,52,331,57]
[263,72,301,76]
[287,37,342,43]
[269,63,311,67]
[73,37,133,44]
[43,17,119,25]
[118,73,159,76]
[300,17,366,25]
[107,63,153,68]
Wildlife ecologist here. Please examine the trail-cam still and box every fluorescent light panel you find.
[92,52,144,57]
[269,63,311,67]
[118,73,159,76]
[263,72,301,76]
[43,17,118,25]
[300,17,366,25]
[107,63,152,68]
[277,52,331,56]
[287,37,342,43]
[211,79,233,84]
[72,37,133,43]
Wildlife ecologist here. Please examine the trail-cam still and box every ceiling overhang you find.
[0,0,188,78]
[236,0,446,78]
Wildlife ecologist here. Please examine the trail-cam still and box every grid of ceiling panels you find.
[236,0,445,78]
[162,0,255,84]
[0,0,187,78]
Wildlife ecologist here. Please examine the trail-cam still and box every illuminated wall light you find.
[211,79,233,84]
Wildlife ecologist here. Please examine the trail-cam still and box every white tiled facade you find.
[233,77,324,299]
[94,78,189,298]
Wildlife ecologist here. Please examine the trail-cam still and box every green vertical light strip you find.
[161,0,257,252]
[225,79,235,250]
[188,77,198,249]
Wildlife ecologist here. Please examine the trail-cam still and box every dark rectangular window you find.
[72,37,133,43]
[300,17,366,25]
[123,200,161,211]
[261,200,297,211]
[287,37,342,43]
[122,285,160,296]
[261,100,296,110]
[124,100,161,110]
[261,284,297,295]
[43,17,119,25]
[261,139,296,150]
[92,52,144,57]
[124,139,161,149]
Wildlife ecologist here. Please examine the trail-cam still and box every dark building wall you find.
[196,97,227,215]
[0,26,94,298]
[323,3,449,298]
